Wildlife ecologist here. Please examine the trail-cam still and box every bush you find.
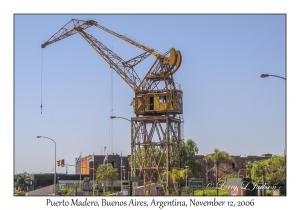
[104,190,118,195]
[266,190,272,196]
[60,187,74,196]
[14,190,26,196]
[194,189,228,196]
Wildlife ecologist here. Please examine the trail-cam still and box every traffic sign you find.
[132,182,138,189]
[59,184,66,191]
[131,176,139,182]
[189,179,203,189]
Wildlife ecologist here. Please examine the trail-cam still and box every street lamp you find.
[260,73,286,155]
[260,74,286,80]
[120,166,125,192]
[37,136,56,195]
[185,166,189,195]
[103,147,106,195]
[204,158,208,182]
[110,116,131,122]
[110,115,136,195]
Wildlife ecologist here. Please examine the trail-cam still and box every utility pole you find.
[93,152,95,196]
[185,166,189,195]
[104,147,106,195]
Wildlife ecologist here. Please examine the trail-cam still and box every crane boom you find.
[93,23,176,65]
[41,19,141,90]
[79,30,141,90]
[42,19,179,67]
[41,19,94,48]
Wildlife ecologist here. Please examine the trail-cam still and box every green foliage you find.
[128,139,201,175]
[104,190,118,195]
[250,160,266,183]
[266,190,272,196]
[248,155,286,186]
[159,168,189,195]
[205,149,234,195]
[60,187,74,196]
[264,155,286,186]
[194,189,228,196]
[180,139,202,177]
[96,164,119,189]
[205,149,235,165]
[83,177,90,184]
[14,172,32,191]
[225,173,239,181]
[14,190,26,196]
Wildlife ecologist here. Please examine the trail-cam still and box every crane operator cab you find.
[134,90,183,116]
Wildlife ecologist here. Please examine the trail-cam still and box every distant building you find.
[77,153,272,183]
[76,153,130,181]
[30,173,89,190]
[195,154,272,182]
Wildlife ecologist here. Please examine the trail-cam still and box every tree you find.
[245,160,254,178]
[14,172,32,191]
[249,155,286,195]
[128,146,163,178]
[83,177,90,185]
[128,139,201,178]
[250,160,267,196]
[217,163,233,180]
[128,138,201,195]
[96,164,119,191]
[159,168,189,195]
[180,139,201,177]
[205,149,235,196]
[264,155,286,186]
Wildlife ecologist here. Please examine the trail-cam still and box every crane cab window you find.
[149,97,154,110]
[159,96,166,103]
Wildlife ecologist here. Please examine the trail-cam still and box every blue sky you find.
[13,14,286,175]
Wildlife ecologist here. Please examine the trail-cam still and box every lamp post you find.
[260,74,286,80]
[260,73,286,155]
[88,153,95,196]
[120,166,125,192]
[103,147,106,195]
[110,116,136,195]
[204,158,208,182]
[37,136,56,195]
[110,116,131,122]
[185,166,189,195]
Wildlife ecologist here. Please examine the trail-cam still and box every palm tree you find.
[169,168,188,195]
[14,172,32,191]
[159,168,188,196]
[205,149,235,196]
[250,160,267,196]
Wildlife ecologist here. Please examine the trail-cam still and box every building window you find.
[232,163,238,168]
[242,162,246,168]
[112,161,118,168]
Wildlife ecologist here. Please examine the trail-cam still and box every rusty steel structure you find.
[41,19,183,195]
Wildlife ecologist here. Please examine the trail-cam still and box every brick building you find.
[76,153,130,181]
[195,153,272,182]
[76,153,272,183]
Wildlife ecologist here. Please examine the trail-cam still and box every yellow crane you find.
[42,19,184,195]
[42,19,183,116]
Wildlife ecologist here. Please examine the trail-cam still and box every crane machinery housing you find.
[42,19,184,196]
